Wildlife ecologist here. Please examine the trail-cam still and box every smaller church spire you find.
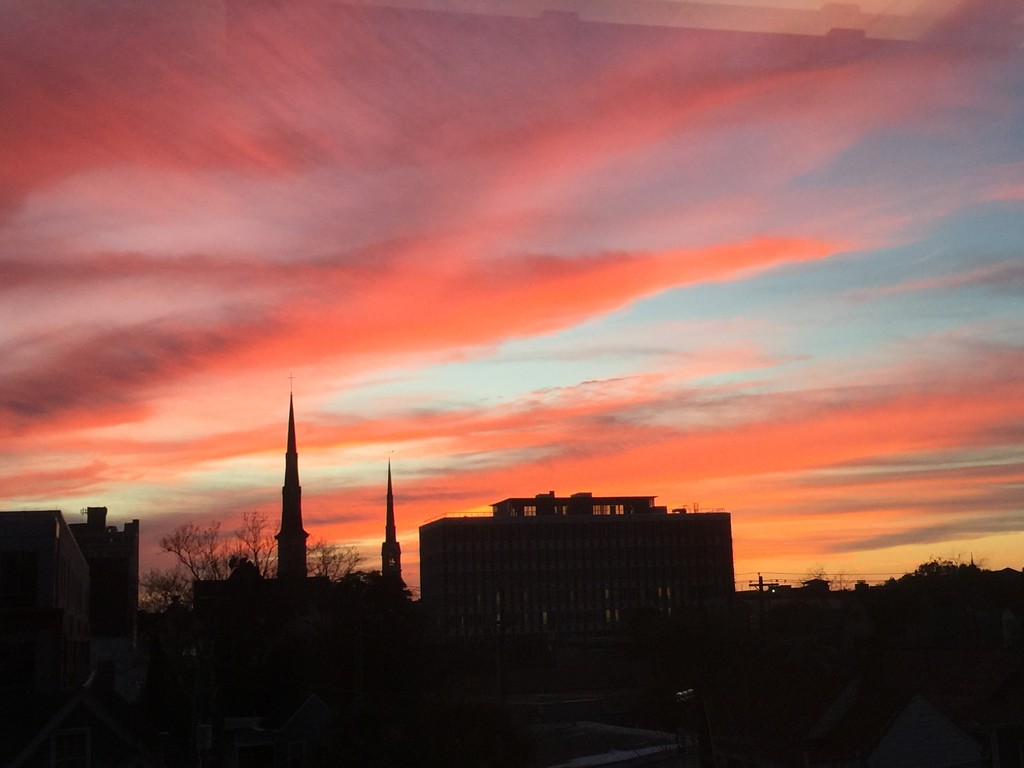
[381,459,402,580]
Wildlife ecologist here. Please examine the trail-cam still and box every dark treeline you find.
[140,567,529,767]
[129,558,1024,767]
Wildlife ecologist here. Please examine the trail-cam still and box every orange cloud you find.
[0,235,835,438]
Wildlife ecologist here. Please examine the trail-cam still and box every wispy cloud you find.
[2,0,1022,587]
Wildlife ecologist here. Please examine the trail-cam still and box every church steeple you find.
[277,393,308,579]
[381,459,402,580]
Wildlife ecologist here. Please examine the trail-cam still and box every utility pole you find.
[748,573,779,623]
[747,573,780,593]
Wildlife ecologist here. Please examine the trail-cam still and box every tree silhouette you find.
[141,514,363,611]
[159,520,227,580]
[233,509,278,577]
[308,536,364,580]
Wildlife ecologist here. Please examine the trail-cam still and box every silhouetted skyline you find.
[2,0,1023,593]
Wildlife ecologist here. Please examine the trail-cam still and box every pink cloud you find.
[0,234,836,438]
[2,1,1021,589]
[1,1,995,224]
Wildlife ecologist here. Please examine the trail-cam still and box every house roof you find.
[6,676,158,768]
[701,644,1024,765]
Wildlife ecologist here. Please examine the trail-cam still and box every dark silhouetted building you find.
[381,460,402,581]
[419,491,734,642]
[277,393,309,580]
[67,506,142,703]
[68,507,139,641]
[0,510,90,696]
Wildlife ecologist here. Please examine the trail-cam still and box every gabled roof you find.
[8,680,158,768]
[808,692,987,768]
[703,645,1024,766]
[702,645,850,762]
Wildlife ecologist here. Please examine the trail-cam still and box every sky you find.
[2,0,1023,593]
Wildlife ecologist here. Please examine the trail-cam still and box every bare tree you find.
[308,538,364,581]
[139,566,193,612]
[832,570,851,591]
[233,509,278,578]
[159,521,227,580]
[804,563,830,585]
[147,517,364,613]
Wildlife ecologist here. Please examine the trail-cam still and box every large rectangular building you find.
[419,492,734,642]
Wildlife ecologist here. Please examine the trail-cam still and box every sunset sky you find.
[2,0,1022,593]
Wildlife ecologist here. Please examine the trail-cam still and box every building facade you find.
[67,506,139,641]
[419,492,734,642]
[0,510,91,696]
[67,506,142,704]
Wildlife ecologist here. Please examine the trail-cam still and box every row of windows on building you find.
[431,542,729,559]
[426,575,729,594]
[438,582,726,608]
[431,526,728,546]
[441,605,680,637]
[436,576,727,593]
[516,503,632,516]
[427,550,731,569]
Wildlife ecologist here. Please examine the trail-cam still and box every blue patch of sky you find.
[918,202,1024,261]
[633,201,1024,371]
[792,103,1024,195]
[335,310,660,416]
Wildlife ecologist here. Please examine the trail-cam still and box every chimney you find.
[86,506,108,528]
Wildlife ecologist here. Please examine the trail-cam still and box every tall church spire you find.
[277,393,308,579]
[381,459,402,580]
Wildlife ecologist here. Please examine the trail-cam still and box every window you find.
[0,642,34,690]
[52,728,90,768]
[288,741,305,768]
[1,550,38,607]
